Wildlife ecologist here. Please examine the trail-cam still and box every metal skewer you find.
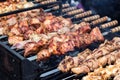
[40,68,60,77]
[62,74,77,80]
[0,35,7,40]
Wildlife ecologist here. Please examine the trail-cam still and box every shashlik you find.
[72,49,120,74]
[16,17,116,57]
[24,22,91,57]
[7,18,118,59]
[58,37,120,72]
[37,27,104,61]
[82,59,120,80]
[0,8,73,45]
[0,1,34,14]
[11,18,91,49]
[71,37,120,74]
[58,49,92,72]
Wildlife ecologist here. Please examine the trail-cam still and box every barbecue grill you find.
[0,1,120,80]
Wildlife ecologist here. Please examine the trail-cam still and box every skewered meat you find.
[12,22,89,51]
[23,22,91,57]
[58,49,92,72]
[0,7,76,48]
[8,23,22,36]
[1,10,73,38]
[12,40,32,49]
[37,27,104,61]
[71,48,120,74]
[24,42,40,57]
[8,36,23,45]
[82,59,120,80]
[0,1,34,14]
[6,17,17,26]
[58,37,120,72]
[86,37,120,60]
[37,49,51,60]
[42,16,72,33]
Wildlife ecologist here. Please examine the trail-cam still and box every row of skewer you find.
[1,3,120,80]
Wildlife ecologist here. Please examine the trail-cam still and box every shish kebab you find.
[0,9,73,43]
[40,27,120,78]
[29,22,119,62]
[82,59,120,80]
[0,8,109,46]
[0,10,116,59]
[36,19,118,61]
[70,37,120,75]
[0,8,117,58]
[14,17,111,55]
[10,17,117,58]
[11,16,110,49]
[8,14,107,49]
[26,19,118,57]
[0,9,100,48]
[58,35,120,72]
[0,1,34,14]
[0,9,102,41]
[3,9,91,38]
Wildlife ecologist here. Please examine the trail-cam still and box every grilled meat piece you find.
[12,40,32,49]
[37,49,51,61]
[43,16,63,32]
[6,17,17,26]
[90,27,104,41]
[8,36,23,45]
[24,42,40,57]
[19,20,29,34]
[8,23,22,36]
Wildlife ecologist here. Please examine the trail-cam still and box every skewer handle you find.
[75,10,92,19]
[82,15,100,22]
[91,16,109,25]
[53,4,70,10]
[67,9,84,15]
[100,20,118,29]
[62,7,77,13]
[40,0,57,5]
[111,26,120,33]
